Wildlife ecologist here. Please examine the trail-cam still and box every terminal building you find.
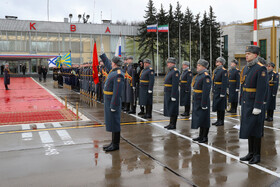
[0,17,139,74]
[222,16,280,71]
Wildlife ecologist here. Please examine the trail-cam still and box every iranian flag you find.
[158,25,168,32]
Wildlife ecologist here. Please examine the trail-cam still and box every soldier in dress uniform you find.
[122,57,128,111]
[137,60,145,115]
[4,64,10,90]
[228,59,240,113]
[212,57,228,126]
[265,62,279,122]
[138,59,155,119]
[163,57,180,130]
[125,56,137,114]
[101,55,125,152]
[180,61,193,117]
[191,59,211,143]
[239,45,267,164]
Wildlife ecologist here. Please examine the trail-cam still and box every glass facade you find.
[0,30,140,73]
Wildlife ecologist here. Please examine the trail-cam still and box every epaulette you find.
[222,67,226,70]
[236,68,239,71]
[150,67,153,70]
[257,62,264,66]
[204,72,209,76]
[273,71,277,74]
[117,69,121,74]
[174,68,177,71]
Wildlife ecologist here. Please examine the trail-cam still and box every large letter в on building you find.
[105,27,111,33]
[70,25,76,32]
[30,22,36,30]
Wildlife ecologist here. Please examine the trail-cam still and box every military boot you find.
[193,128,203,141]
[240,137,254,161]
[216,110,225,126]
[103,133,113,150]
[128,105,136,114]
[249,137,261,164]
[198,128,209,143]
[181,106,190,117]
[105,132,120,152]
[212,111,220,126]
[138,106,145,115]
[143,105,152,119]
[167,116,177,130]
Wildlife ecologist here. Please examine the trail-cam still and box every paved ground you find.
[0,77,280,186]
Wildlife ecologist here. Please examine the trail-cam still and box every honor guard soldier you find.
[228,59,240,113]
[139,59,155,119]
[265,62,279,122]
[163,57,180,130]
[122,57,128,111]
[101,55,125,152]
[191,59,211,143]
[125,56,137,114]
[212,57,228,126]
[137,60,145,115]
[240,45,267,164]
[180,61,193,117]
[4,64,10,90]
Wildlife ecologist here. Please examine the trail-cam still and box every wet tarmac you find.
[0,77,280,186]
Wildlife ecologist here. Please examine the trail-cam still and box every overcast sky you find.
[1,0,279,25]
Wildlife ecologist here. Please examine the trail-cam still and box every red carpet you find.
[0,77,77,125]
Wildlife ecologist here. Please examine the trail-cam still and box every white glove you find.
[202,107,208,110]
[227,90,229,95]
[252,108,261,115]
[133,87,136,90]
[171,97,176,101]
[111,109,116,112]
[273,95,276,97]
[148,90,152,93]
[236,89,239,92]
[220,95,225,97]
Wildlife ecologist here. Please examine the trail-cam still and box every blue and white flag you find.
[115,36,122,57]
[48,56,59,68]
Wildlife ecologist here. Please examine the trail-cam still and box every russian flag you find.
[115,36,122,57]
[147,24,157,32]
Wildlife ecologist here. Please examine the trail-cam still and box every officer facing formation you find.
[125,56,137,114]
[240,45,267,164]
[102,56,125,152]
[122,57,128,111]
[180,61,193,117]
[163,57,180,130]
[138,59,155,119]
[265,62,279,122]
[212,57,228,126]
[191,59,211,143]
[228,59,240,113]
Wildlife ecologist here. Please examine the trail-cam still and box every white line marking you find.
[52,122,62,128]
[56,129,75,145]
[36,123,46,129]
[129,113,280,178]
[39,131,53,144]
[44,144,59,156]
[21,124,32,140]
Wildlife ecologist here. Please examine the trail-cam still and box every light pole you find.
[69,14,73,23]
[78,14,82,23]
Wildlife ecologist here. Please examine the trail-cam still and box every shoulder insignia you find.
[236,68,239,71]
[150,67,153,70]
[257,62,264,66]
[204,72,209,76]
[176,73,179,77]
[222,67,226,70]
[174,68,177,71]
[273,71,276,74]
[117,69,121,74]
[151,71,154,75]
[206,78,210,83]
[117,78,121,82]
[261,71,266,77]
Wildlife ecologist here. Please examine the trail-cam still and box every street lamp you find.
[78,14,82,23]
[69,14,73,23]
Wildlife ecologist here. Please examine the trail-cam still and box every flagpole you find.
[189,24,191,69]
[210,24,212,73]
[157,23,159,76]
[179,23,181,70]
[200,25,202,59]
[168,23,170,58]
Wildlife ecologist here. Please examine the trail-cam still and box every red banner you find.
[92,42,99,84]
